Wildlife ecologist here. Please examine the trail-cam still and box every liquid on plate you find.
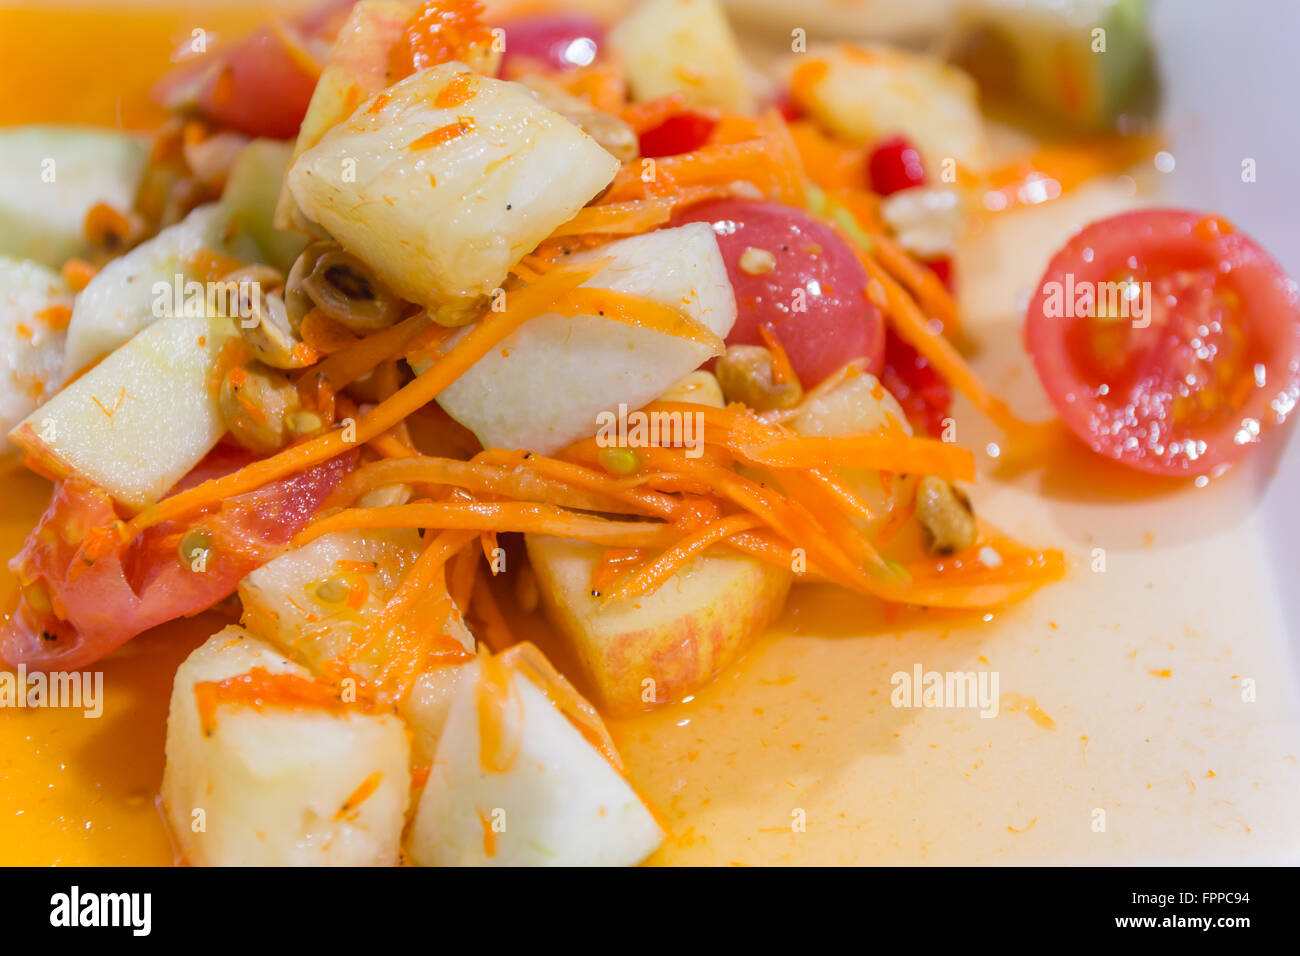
[2,3,1299,866]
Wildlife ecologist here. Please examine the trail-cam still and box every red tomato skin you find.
[498,13,604,73]
[880,329,953,437]
[195,26,320,139]
[868,136,926,196]
[672,199,885,386]
[639,112,718,158]
[1025,208,1300,476]
[0,449,355,671]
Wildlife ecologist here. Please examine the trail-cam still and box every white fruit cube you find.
[11,313,238,510]
[162,626,411,866]
[434,223,737,454]
[286,62,620,307]
[407,658,664,866]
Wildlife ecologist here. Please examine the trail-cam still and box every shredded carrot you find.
[549,198,674,238]
[549,286,724,353]
[475,643,522,772]
[590,547,647,594]
[479,529,498,569]
[603,514,762,602]
[300,308,361,354]
[301,310,431,400]
[448,541,480,613]
[34,304,72,332]
[469,576,514,652]
[863,226,961,337]
[295,500,683,550]
[408,117,475,150]
[732,432,975,481]
[335,771,382,820]
[59,258,98,292]
[193,667,365,736]
[331,454,665,517]
[850,244,1042,440]
[472,449,680,519]
[115,258,609,547]
[757,324,796,384]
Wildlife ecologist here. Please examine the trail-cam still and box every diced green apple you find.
[0,256,71,451]
[610,0,756,113]
[525,534,792,713]
[433,223,737,454]
[407,658,664,866]
[219,139,308,274]
[286,62,620,308]
[61,203,258,377]
[0,126,146,269]
[239,528,476,763]
[162,626,410,866]
[10,313,238,510]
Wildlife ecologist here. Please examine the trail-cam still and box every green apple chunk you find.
[162,626,410,866]
[526,534,792,713]
[0,125,146,269]
[407,658,664,866]
[10,313,238,510]
[61,203,259,377]
[0,256,72,451]
[219,139,309,274]
[610,0,756,113]
[239,528,476,763]
[286,62,620,308]
[433,223,737,454]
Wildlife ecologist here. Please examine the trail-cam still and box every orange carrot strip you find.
[757,324,796,384]
[549,199,673,238]
[302,310,431,398]
[865,227,961,337]
[473,449,680,519]
[331,455,660,516]
[549,287,724,353]
[470,577,516,654]
[603,513,762,601]
[294,501,682,550]
[732,433,975,481]
[851,246,1038,438]
[118,258,609,546]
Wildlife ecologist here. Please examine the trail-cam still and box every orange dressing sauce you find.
[3,3,1300,868]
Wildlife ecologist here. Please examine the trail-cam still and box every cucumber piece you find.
[61,203,260,377]
[955,0,1155,129]
[0,126,147,269]
[219,139,308,275]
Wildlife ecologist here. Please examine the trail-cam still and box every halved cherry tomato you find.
[639,111,717,158]
[1,446,355,671]
[1025,208,1300,476]
[672,198,884,387]
[497,13,604,74]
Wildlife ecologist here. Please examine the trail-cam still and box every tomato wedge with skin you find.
[1,447,355,671]
[672,198,885,387]
[1025,209,1300,476]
